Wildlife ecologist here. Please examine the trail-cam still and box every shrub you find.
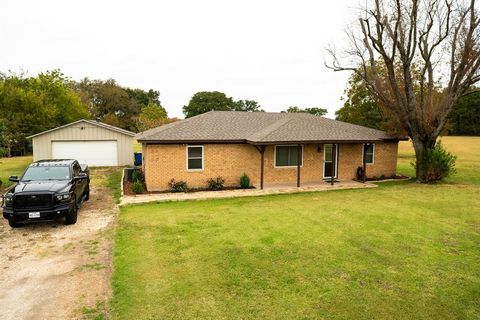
[414,142,457,182]
[169,179,188,193]
[132,181,143,194]
[240,173,250,189]
[207,177,225,191]
[0,179,3,189]
[132,170,144,183]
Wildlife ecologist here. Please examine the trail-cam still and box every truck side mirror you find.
[74,172,88,180]
[8,176,19,182]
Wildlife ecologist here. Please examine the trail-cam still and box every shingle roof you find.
[136,111,401,144]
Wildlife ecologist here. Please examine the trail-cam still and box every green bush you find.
[415,142,457,182]
[132,170,144,183]
[132,181,143,194]
[0,148,7,158]
[240,173,250,188]
[207,177,225,191]
[169,179,188,193]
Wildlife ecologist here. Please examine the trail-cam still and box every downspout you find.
[362,144,367,183]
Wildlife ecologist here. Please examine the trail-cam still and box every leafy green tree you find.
[183,91,235,118]
[0,119,11,157]
[285,106,327,116]
[447,90,480,136]
[335,73,383,129]
[137,102,169,131]
[76,78,143,131]
[233,100,264,112]
[77,79,167,132]
[0,70,88,155]
[126,88,161,106]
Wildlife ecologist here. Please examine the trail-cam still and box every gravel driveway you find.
[0,168,119,320]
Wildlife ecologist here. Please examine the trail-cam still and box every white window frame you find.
[274,145,304,168]
[186,145,204,171]
[362,143,375,165]
[323,143,339,179]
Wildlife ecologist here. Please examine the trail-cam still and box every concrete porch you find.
[120,179,376,206]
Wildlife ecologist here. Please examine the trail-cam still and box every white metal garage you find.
[28,119,135,167]
[52,141,118,166]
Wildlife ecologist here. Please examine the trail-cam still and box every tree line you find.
[0,70,169,156]
[0,71,327,157]
[335,72,480,136]
[182,91,327,118]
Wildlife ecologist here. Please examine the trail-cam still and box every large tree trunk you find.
[411,135,437,183]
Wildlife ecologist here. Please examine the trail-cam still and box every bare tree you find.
[328,0,480,182]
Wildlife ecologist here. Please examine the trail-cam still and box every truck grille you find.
[13,194,53,210]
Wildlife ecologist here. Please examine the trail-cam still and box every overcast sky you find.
[0,0,358,119]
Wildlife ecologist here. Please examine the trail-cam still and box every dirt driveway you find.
[0,168,120,320]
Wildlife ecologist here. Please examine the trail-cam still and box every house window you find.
[275,145,303,167]
[364,144,375,164]
[187,145,204,170]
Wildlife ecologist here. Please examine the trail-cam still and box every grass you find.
[81,300,108,320]
[398,136,480,184]
[111,136,480,319]
[106,169,123,204]
[0,156,32,189]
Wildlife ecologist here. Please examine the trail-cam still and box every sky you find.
[0,0,358,119]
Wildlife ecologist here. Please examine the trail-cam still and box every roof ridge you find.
[246,115,291,142]
[312,114,388,134]
[27,119,135,139]
[82,119,135,136]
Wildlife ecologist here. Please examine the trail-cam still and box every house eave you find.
[138,137,404,145]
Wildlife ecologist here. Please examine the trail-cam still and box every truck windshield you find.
[22,166,71,181]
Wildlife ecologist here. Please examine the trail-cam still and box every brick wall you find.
[143,142,398,191]
[337,143,399,180]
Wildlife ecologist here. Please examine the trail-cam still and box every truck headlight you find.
[4,194,13,206]
[55,193,71,202]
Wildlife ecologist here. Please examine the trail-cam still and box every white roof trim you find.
[27,119,136,139]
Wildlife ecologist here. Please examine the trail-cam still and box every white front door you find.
[323,144,338,179]
[51,141,118,167]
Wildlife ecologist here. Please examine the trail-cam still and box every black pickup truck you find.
[1,159,90,228]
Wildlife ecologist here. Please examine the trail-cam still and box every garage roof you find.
[27,119,135,139]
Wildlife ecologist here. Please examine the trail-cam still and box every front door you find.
[323,144,338,179]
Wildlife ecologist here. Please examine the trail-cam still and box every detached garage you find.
[28,119,135,166]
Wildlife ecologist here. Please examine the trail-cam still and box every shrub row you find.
[131,169,144,194]
[168,173,251,193]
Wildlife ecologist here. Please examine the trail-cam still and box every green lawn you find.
[112,137,480,319]
[0,156,32,190]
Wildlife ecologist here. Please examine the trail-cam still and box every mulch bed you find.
[123,180,255,196]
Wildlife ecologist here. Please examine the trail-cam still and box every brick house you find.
[136,111,404,191]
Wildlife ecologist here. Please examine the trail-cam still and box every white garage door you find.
[52,141,118,167]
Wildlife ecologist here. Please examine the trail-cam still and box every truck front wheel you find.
[8,215,20,228]
[65,198,78,225]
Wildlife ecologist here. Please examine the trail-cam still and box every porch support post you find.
[362,143,367,183]
[331,144,335,185]
[260,145,265,190]
[297,144,301,187]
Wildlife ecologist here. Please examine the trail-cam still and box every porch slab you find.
[119,180,377,206]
